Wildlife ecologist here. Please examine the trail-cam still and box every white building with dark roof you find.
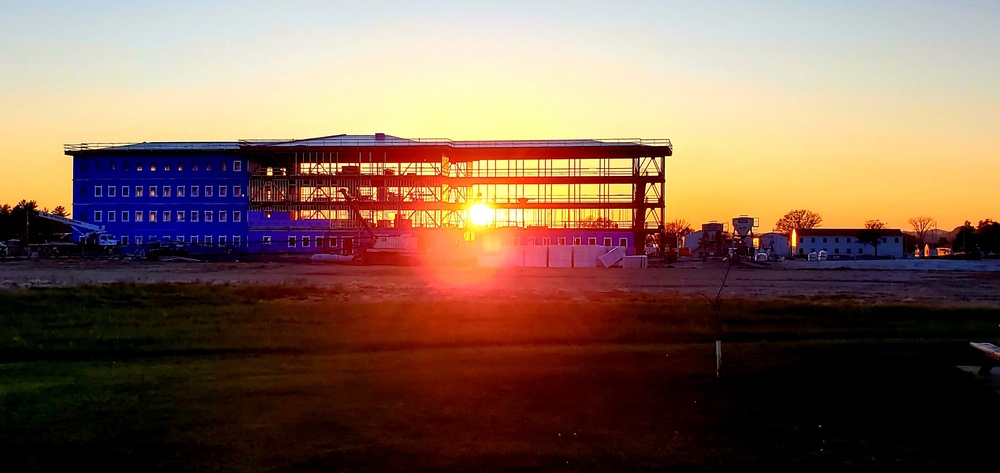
[791,228,906,258]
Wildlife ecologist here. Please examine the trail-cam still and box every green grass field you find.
[2,283,1000,471]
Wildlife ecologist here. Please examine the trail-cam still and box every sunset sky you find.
[1,1,997,231]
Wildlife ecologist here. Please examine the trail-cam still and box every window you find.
[303,236,311,248]
[894,237,900,243]
[206,163,212,171]
[263,235,272,245]
[205,186,213,197]
[149,211,157,222]
[122,211,130,222]
[221,162,227,171]
[124,162,130,172]
[150,163,157,172]
[846,238,852,243]
[192,164,199,171]
[120,236,128,245]
[94,186,102,197]
[834,237,839,243]
[588,237,597,245]
[177,211,185,222]
[317,236,324,248]
[233,161,242,172]
[233,235,241,245]
[163,163,170,172]
[288,236,296,247]
[573,237,582,245]
[542,237,551,245]
[94,210,103,222]
[163,211,171,222]
[528,237,536,245]
[177,186,185,197]
[108,211,115,222]
[219,186,227,197]
[205,211,213,222]
[135,236,143,245]
[619,238,628,247]
[799,237,804,243]
[882,238,887,243]
[110,163,117,171]
[810,237,815,243]
[234,185,242,197]
[177,163,184,171]
[847,248,852,254]
[205,236,213,244]
[328,237,336,248]
[834,248,840,254]
[557,237,566,245]
[177,236,184,243]
[191,211,199,222]
[234,211,242,222]
[122,186,130,197]
[108,186,116,197]
[163,186,171,197]
[219,235,227,244]
[149,186,157,197]
[219,211,227,222]
[823,238,827,243]
[191,186,199,197]
[137,164,143,171]
[190,236,198,243]
[135,211,143,222]
[858,248,864,254]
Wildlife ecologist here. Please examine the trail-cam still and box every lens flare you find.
[469,203,492,226]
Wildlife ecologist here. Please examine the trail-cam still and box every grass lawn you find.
[2,283,1000,471]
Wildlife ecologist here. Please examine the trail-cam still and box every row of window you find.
[264,235,344,248]
[517,236,627,246]
[799,247,873,255]
[800,236,900,244]
[94,210,242,223]
[92,185,243,198]
[89,161,243,173]
[120,235,242,246]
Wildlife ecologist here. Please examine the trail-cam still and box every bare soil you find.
[3,258,999,306]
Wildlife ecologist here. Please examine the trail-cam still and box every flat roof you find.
[66,134,672,154]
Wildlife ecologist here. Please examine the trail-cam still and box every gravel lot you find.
[3,258,999,306]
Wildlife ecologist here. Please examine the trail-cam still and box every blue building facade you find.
[71,143,250,252]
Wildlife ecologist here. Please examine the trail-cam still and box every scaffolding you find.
[243,137,672,250]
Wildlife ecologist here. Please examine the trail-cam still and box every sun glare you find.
[469,203,492,226]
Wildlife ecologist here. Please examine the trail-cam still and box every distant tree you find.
[774,209,822,237]
[976,219,1000,255]
[52,205,69,217]
[908,216,934,256]
[857,219,887,257]
[952,221,978,254]
[660,219,694,250]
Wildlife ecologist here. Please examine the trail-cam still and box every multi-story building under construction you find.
[66,133,672,256]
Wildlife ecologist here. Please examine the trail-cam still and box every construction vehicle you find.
[333,188,418,264]
[35,211,120,254]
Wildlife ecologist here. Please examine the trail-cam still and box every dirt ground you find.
[3,258,999,306]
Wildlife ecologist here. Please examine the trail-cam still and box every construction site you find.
[55,134,673,267]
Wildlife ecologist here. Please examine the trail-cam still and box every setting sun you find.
[469,203,492,227]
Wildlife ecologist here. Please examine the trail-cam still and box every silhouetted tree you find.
[952,221,978,254]
[976,219,1000,255]
[51,205,69,218]
[579,216,618,229]
[908,216,934,256]
[857,219,887,257]
[774,209,822,237]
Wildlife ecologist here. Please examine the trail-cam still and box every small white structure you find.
[757,232,791,257]
[792,228,906,258]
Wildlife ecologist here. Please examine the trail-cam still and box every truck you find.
[35,211,120,255]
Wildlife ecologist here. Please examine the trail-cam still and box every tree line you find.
[0,200,71,244]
